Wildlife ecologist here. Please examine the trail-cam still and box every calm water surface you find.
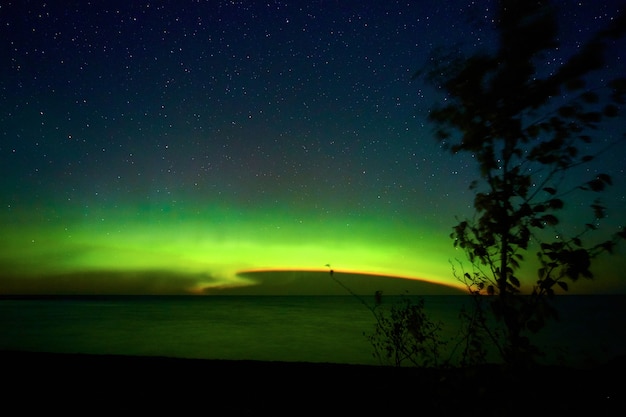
[1,295,624,367]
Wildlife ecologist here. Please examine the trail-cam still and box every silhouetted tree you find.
[328,267,446,367]
[420,0,626,366]
[365,293,447,368]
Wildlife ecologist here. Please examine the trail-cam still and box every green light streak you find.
[1,204,461,294]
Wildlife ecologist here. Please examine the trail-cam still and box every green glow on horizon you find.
[1,205,465,294]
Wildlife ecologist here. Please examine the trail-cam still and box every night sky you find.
[1,0,625,295]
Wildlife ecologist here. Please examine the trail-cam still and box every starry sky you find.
[1,0,625,295]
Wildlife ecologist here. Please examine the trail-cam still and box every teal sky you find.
[1,1,625,295]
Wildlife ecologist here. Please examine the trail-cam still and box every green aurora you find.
[1,1,625,295]
[0,204,467,295]
[2,200,625,295]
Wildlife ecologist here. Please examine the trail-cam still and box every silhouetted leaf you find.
[587,178,605,191]
[530,218,545,228]
[541,277,555,289]
[603,104,619,117]
[548,198,564,209]
[557,105,576,117]
[599,241,615,254]
[525,124,540,137]
[541,214,559,225]
[566,146,578,157]
[598,173,612,185]
[581,91,599,103]
[565,78,585,91]
[564,249,591,281]
[591,203,606,219]
[578,111,601,124]
[543,187,556,195]
[509,276,521,288]
[527,320,542,333]
[609,78,626,100]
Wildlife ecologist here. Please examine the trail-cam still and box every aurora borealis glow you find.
[2,1,625,295]
[1,201,465,294]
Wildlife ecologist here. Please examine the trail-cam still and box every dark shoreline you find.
[2,350,624,416]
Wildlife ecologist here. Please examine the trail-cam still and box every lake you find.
[1,294,624,368]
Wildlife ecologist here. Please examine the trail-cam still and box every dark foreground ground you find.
[1,350,624,416]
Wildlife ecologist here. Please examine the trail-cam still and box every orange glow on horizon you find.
[235,267,468,293]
